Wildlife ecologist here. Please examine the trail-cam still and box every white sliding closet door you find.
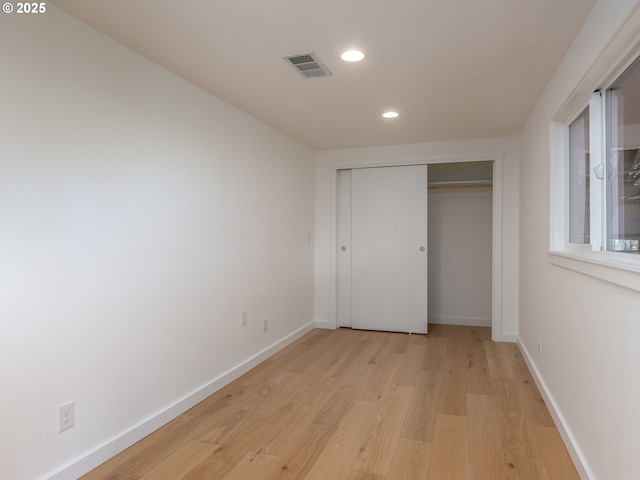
[337,169,353,328]
[347,165,428,334]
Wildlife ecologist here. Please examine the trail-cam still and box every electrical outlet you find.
[537,336,542,355]
[241,310,247,327]
[263,318,268,333]
[58,401,75,433]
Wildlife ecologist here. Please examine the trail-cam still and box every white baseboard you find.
[429,314,491,327]
[45,321,316,480]
[492,332,517,343]
[516,337,594,480]
[314,319,335,330]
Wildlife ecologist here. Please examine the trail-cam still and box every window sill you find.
[548,250,640,292]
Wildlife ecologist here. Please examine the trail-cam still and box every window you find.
[557,56,640,259]
[568,107,590,244]
[605,58,640,254]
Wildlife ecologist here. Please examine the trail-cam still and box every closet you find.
[337,161,492,333]
[428,162,493,327]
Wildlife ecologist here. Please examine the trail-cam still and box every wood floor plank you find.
[194,372,297,445]
[360,352,404,403]
[351,384,414,476]
[421,335,448,371]
[189,422,279,478]
[188,374,324,477]
[467,394,509,480]
[444,326,470,360]
[504,455,550,480]
[503,343,535,383]
[81,327,578,480]
[219,450,281,480]
[350,363,381,401]
[401,370,438,442]
[389,332,411,354]
[181,446,236,480]
[303,400,379,480]
[492,378,540,457]
[101,474,138,480]
[469,326,492,342]
[183,378,257,419]
[425,413,467,480]
[436,358,467,416]
[281,344,324,374]
[138,441,217,480]
[299,328,333,346]
[386,439,432,480]
[347,472,385,480]
[425,323,449,338]
[516,380,555,428]
[311,383,356,427]
[467,340,491,395]
[264,375,340,451]
[196,382,323,469]
[189,374,336,480]
[394,343,427,387]
[533,426,581,480]
[241,371,317,420]
[324,331,380,379]
[263,423,336,480]
[409,332,429,345]
[485,340,515,379]
[358,331,398,369]
[80,413,209,479]
[288,329,355,376]
[237,344,307,386]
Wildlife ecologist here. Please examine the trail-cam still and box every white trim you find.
[491,154,504,342]
[549,250,640,292]
[314,319,334,330]
[336,169,352,329]
[551,3,640,124]
[331,150,506,169]
[550,121,568,250]
[517,337,595,480]
[43,321,316,480]
[495,332,517,343]
[323,150,506,341]
[588,92,605,252]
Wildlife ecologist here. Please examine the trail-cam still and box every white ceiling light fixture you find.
[340,49,365,62]
[382,111,399,119]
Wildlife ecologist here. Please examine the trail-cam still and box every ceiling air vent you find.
[284,52,332,79]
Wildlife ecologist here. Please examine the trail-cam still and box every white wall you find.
[314,138,519,341]
[428,188,493,327]
[0,7,314,480]
[518,1,640,479]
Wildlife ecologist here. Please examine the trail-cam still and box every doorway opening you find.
[428,161,493,328]
[337,161,493,334]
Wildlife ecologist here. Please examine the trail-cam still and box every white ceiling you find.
[50,0,596,150]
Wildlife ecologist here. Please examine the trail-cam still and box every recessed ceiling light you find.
[382,111,399,119]
[340,49,365,62]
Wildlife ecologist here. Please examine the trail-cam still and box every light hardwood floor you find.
[80,325,580,480]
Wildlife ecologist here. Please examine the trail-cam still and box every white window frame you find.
[560,98,599,251]
[588,92,605,253]
[550,49,640,292]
